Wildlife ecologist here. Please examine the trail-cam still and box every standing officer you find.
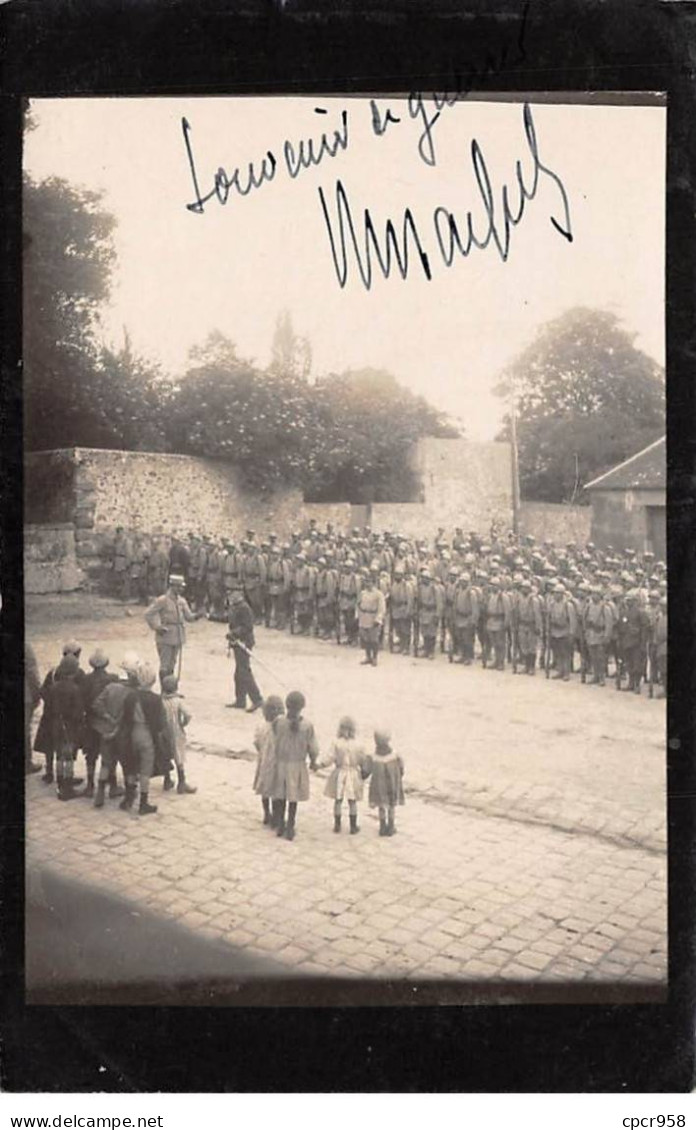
[226,590,263,713]
[266,544,286,629]
[145,573,203,685]
[339,558,361,645]
[616,589,649,694]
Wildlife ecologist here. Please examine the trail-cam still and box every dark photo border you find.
[1,0,695,1093]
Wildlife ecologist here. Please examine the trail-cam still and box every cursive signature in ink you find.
[318,102,572,291]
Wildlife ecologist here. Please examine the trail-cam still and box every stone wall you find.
[372,438,513,535]
[518,502,592,546]
[25,448,305,586]
[24,523,86,594]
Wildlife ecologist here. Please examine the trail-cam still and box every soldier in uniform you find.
[443,565,459,659]
[654,596,667,698]
[484,576,510,670]
[242,540,267,623]
[112,526,132,600]
[339,559,361,645]
[315,556,339,639]
[416,569,442,659]
[389,564,414,654]
[293,552,316,635]
[130,533,151,605]
[206,539,225,621]
[547,581,577,681]
[582,585,615,686]
[145,573,202,684]
[222,540,240,605]
[616,589,649,694]
[513,577,542,674]
[452,571,480,665]
[226,590,263,713]
[357,569,387,666]
[266,544,286,629]
[168,535,190,589]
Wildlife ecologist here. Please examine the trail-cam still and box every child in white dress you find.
[321,716,371,835]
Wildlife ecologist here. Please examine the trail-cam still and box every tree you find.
[167,331,321,493]
[496,308,665,503]
[307,368,459,503]
[23,174,116,450]
[92,333,172,452]
[269,309,312,379]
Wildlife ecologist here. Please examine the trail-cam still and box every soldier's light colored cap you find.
[62,638,82,656]
[89,648,110,669]
[488,576,500,586]
[136,662,157,690]
[520,578,531,588]
[625,588,639,600]
[459,571,471,583]
[120,650,142,675]
[168,573,185,586]
[553,582,565,592]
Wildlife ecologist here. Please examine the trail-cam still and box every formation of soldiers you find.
[109,521,668,698]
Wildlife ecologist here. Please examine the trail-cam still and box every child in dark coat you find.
[368,729,405,837]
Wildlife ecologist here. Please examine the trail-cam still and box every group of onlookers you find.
[25,639,196,813]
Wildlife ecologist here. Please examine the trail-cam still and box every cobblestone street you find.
[25,596,667,1003]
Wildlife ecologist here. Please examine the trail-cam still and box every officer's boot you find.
[177,767,197,794]
[262,797,271,824]
[379,813,388,836]
[42,753,54,784]
[386,812,396,837]
[119,782,137,811]
[94,780,107,808]
[139,791,158,816]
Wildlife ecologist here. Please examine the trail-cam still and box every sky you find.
[24,96,665,440]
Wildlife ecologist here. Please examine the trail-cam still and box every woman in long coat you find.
[271,691,319,841]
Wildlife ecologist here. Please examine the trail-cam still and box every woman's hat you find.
[89,648,110,669]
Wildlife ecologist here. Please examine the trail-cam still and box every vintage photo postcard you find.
[21,93,667,1009]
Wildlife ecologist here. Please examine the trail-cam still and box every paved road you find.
[25,595,667,1002]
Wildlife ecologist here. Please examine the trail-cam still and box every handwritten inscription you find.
[318,103,572,290]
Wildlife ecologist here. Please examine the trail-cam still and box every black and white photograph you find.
[21,93,667,1007]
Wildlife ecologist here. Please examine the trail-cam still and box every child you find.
[49,654,85,801]
[80,648,120,798]
[253,695,285,825]
[160,675,197,795]
[368,728,405,837]
[321,716,370,835]
[271,691,319,841]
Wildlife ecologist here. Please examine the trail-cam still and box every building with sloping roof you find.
[585,436,666,559]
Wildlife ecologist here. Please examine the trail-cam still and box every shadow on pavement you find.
[26,868,666,1007]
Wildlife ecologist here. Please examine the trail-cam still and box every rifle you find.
[388,606,394,653]
[512,624,518,674]
[413,601,420,657]
[335,599,342,645]
[648,644,654,699]
[544,615,550,678]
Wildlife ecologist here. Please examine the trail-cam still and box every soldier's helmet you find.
[519,578,531,589]
[394,565,405,576]
[459,571,471,584]
[296,552,306,562]
[420,569,431,580]
[317,557,327,567]
[488,577,500,587]
[448,566,459,577]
